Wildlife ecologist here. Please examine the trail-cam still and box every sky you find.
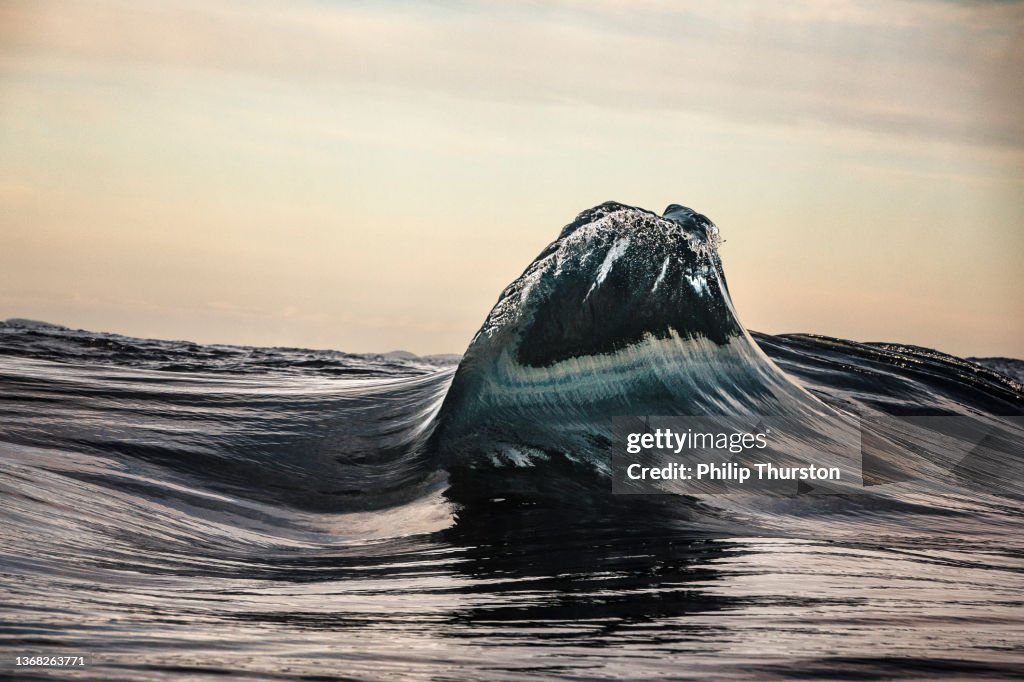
[1,0,1022,357]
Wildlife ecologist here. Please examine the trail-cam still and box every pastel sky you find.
[1,0,1022,356]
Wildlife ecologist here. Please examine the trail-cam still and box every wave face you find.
[434,202,842,500]
[2,203,1024,679]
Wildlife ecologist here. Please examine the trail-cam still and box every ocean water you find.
[2,203,1023,680]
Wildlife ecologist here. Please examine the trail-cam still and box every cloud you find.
[1,0,1021,148]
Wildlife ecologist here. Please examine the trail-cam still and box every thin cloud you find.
[2,0,1021,148]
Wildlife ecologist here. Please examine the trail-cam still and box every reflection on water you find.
[5,496,1024,680]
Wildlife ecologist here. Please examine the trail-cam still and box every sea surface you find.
[1,203,1023,680]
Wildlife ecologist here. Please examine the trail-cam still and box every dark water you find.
[2,203,1024,680]
[1,321,1023,681]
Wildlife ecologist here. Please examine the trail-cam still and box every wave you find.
[434,203,820,476]
[2,202,1022,516]
[430,202,1022,505]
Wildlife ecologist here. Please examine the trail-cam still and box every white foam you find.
[651,256,670,292]
[685,272,709,295]
[585,236,631,300]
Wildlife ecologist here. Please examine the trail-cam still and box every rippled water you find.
[1,319,1023,680]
